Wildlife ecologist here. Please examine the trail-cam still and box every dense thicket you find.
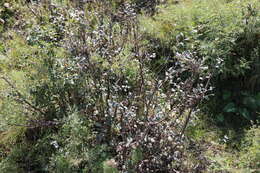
[0,0,259,172]
[140,0,260,127]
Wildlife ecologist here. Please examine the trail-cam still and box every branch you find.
[1,76,46,116]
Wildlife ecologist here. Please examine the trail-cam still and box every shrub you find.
[238,124,260,170]
[0,1,211,172]
[206,124,260,172]
[139,0,260,127]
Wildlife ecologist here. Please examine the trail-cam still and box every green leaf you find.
[217,114,224,122]
[222,91,231,100]
[243,97,257,110]
[255,92,260,107]
[239,108,251,120]
[131,147,143,165]
[256,92,260,99]
[223,102,236,113]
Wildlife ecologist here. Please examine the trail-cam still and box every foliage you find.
[139,0,260,127]
[205,124,260,173]
[0,0,259,172]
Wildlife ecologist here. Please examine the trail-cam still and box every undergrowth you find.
[0,0,259,172]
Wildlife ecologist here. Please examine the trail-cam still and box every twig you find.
[1,76,46,116]
[26,3,41,19]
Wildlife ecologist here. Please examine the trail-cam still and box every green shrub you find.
[239,125,260,170]
[140,0,260,127]
[206,124,260,172]
[3,1,258,172]
[48,112,110,172]
[0,1,15,33]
